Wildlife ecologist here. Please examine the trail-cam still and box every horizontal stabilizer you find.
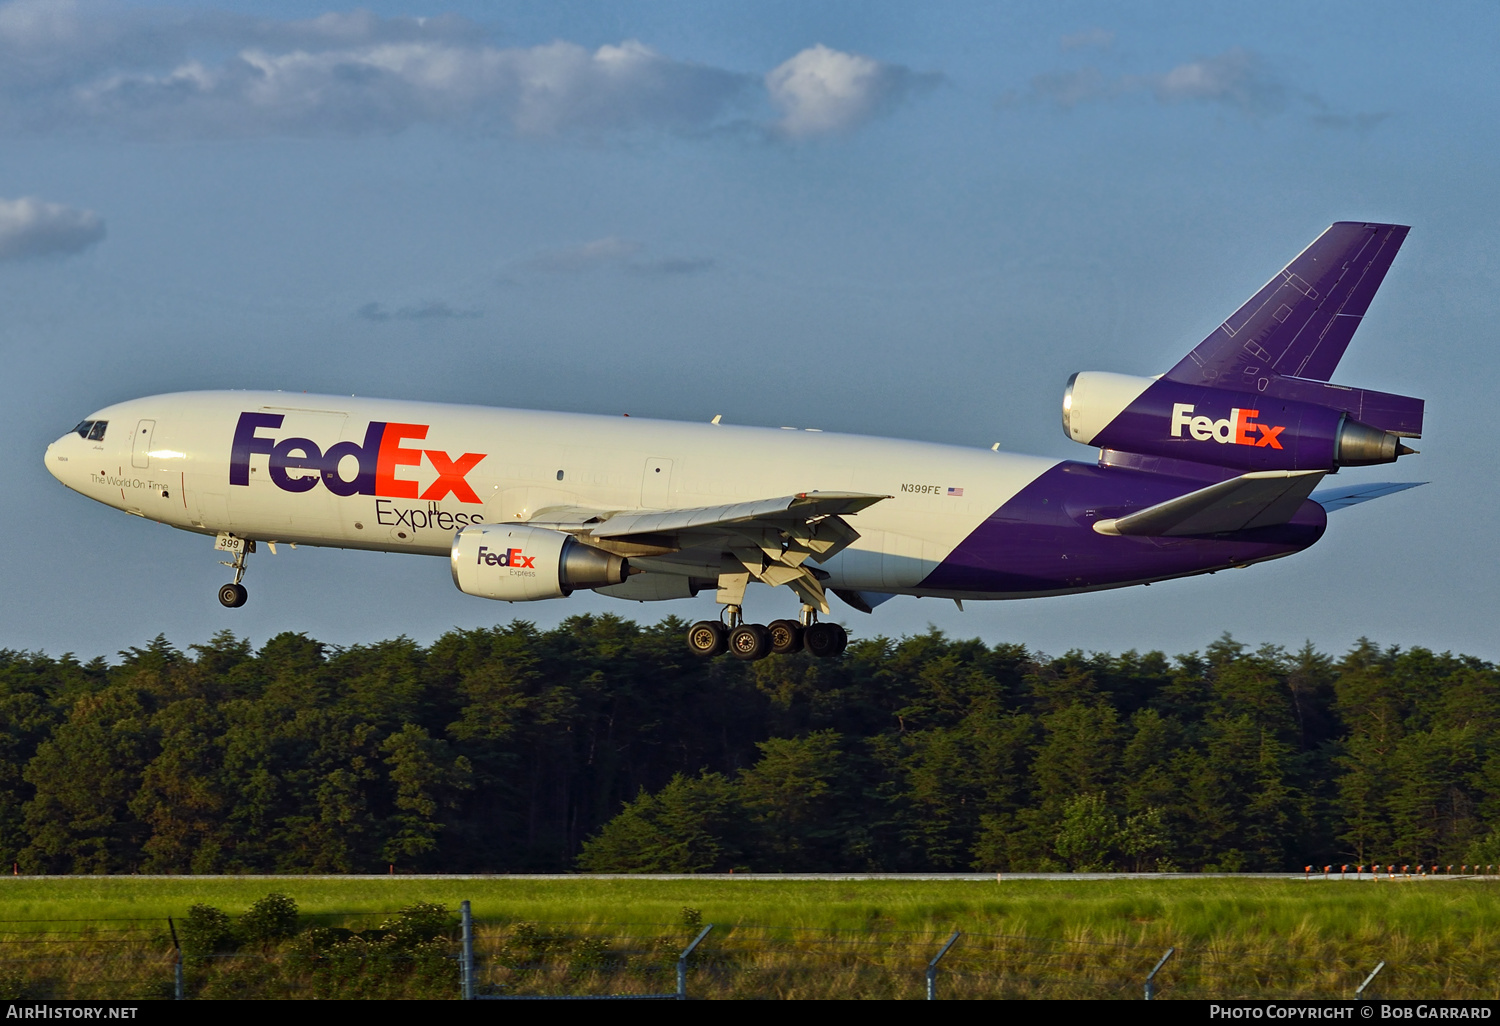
[1166,222,1409,389]
[1095,470,1325,537]
[1311,480,1426,512]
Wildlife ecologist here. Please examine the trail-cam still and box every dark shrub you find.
[239,892,299,943]
[180,904,234,957]
[380,903,453,947]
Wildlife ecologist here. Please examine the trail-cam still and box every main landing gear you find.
[686,604,847,660]
[215,534,255,608]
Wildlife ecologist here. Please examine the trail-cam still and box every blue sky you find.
[3,0,1496,662]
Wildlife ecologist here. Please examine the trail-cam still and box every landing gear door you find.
[131,420,155,469]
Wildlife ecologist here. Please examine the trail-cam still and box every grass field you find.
[0,874,1495,938]
[0,876,1494,999]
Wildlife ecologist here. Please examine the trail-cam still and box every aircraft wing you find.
[1311,480,1426,512]
[527,491,890,613]
[588,491,886,540]
[1094,470,1326,537]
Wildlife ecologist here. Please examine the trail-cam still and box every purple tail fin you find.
[1165,222,1409,388]
[1065,221,1425,473]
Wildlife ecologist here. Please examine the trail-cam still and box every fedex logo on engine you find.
[1170,404,1284,449]
[230,413,487,503]
[477,545,535,569]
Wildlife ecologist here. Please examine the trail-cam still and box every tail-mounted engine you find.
[1062,371,1420,473]
[451,524,629,601]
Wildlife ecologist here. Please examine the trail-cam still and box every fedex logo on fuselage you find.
[230,412,487,503]
[1170,403,1284,449]
[477,545,534,568]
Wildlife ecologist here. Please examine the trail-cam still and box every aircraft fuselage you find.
[45,389,1321,603]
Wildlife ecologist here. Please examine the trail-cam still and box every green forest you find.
[0,614,1496,875]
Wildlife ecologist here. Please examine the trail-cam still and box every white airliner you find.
[44,223,1424,660]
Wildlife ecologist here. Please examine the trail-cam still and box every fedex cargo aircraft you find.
[45,222,1423,660]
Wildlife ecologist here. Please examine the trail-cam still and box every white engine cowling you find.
[1062,371,1157,444]
[450,524,628,601]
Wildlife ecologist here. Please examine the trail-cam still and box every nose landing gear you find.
[215,533,254,608]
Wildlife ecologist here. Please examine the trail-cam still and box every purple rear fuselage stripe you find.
[920,461,1327,594]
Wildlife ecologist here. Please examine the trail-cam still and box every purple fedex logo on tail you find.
[230,413,487,503]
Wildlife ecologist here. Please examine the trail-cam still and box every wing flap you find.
[1095,470,1326,537]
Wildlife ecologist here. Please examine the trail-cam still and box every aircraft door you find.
[641,457,673,508]
[131,420,155,469]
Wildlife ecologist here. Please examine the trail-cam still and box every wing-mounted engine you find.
[1063,372,1420,473]
[450,524,628,601]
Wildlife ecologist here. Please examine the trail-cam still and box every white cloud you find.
[0,6,933,142]
[1016,47,1289,118]
[765,44,931,138]
[1311,111,1390,133]
[0,1,479,91]
[1145,49,1283,115]
[0,3,753,139]
[356,300,480,322]
[1023,67,1109,109]
[517,236,713,277]
[0,195,104,261]
[629,255,714,276]
[62,38,750,138]
[527,236,641,273]
[1060,28,1114,51]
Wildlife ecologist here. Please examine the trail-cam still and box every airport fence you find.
[0,905,1492,1001]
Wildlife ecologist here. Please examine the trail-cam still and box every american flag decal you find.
[947,487,963,496]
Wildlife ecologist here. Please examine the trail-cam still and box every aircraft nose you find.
[44,435,76,486]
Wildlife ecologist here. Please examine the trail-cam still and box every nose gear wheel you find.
[215,535,255,608]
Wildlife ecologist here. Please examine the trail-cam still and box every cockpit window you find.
[88,421,107,441]
[74,421,93,438]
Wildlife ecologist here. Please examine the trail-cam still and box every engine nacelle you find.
[450,524,628,601]
[1063,371,1417,472]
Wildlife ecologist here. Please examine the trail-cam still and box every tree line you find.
[0,614,1495,874]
